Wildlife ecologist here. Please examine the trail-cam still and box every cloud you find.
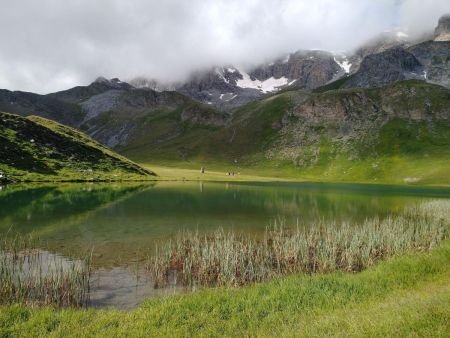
[0,0,448,93]
[397,0,450,36]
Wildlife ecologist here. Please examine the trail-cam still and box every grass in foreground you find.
[1,239,449,337]
[149,200,449,288]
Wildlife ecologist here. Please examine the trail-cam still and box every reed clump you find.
[148,200,449,288]
[0,234,91,307]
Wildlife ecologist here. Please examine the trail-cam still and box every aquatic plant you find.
[148,200,449,288]
[0,233,91,307]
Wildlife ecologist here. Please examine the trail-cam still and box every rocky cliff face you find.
[320,39,449,91]
[265,81,449,171]
[409,40,450,88]
[434,14,450,41]
[342,16,449,90]
[343,47,424,89]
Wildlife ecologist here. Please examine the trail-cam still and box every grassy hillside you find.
[0,112,155,182]
[121,81,450,185]
[1,239,448,337]
[119,93,294,164]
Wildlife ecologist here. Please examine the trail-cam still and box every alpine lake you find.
[1,181,449,309]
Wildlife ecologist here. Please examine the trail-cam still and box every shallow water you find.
[1,181,449,308]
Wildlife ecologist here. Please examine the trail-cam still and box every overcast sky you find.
[0,0,448,93]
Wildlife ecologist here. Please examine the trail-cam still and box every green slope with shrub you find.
[0,112,155,182]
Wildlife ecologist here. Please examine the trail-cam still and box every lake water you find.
[1,181,449,308]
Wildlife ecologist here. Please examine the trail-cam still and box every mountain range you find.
[130,16,449,110]
[0,15,449,184]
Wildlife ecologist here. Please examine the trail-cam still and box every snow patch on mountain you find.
[334,57,352,73]
[236,71,290,93]
[215,68,229,84]
[396,31,409,39]
[219,93,238,102]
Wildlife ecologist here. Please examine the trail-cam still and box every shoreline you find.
[2,239,449,336]
[3,174,450,191]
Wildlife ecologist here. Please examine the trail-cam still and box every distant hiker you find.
[200,167,205,174]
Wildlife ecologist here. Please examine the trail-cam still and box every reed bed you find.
[0,234,91,307]
[148,200,450,288]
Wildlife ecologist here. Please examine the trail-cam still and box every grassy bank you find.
[1,239,449,337]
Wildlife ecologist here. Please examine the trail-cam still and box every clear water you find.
[1,181,449,308]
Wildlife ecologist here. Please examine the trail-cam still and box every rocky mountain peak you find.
[129,77,177,92]
[94,76,109,83]
[353,30,411,61]
[434,14,450,41]
[92,77,131,89]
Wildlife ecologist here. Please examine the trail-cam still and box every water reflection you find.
[1,181,449,268]
[89,267,180,309]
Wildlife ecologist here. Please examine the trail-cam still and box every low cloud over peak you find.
[0,0,448,93]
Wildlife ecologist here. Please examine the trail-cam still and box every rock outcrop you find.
[434,14,450,41]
